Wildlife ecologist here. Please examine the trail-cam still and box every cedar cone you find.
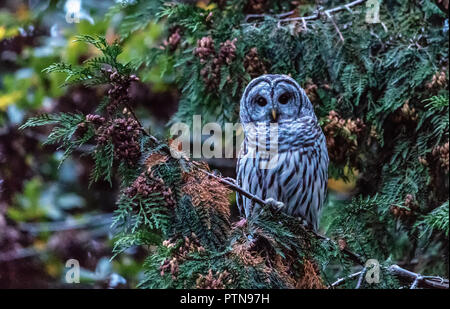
[322,110,365,165]
[160,257,179,279]
[196,269,231,289]
[96,117,142,166]
[103,69,139,114]
[160,234,207,280]
[426,70,448,89]
[244,47,267,78]
[304,82,319,104]
[245,0,267,13]
[194,36,215,63]
[162,28,181,51]
[392,102,418,124]
[195,37,237,90]
[163,234,206,259]
[218,38,237,65]
[432,142,449,172]
[390,194,418,219]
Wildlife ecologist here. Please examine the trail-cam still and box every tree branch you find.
[388,265,449,290]
[329,265,449,289]
[330,270,363,288]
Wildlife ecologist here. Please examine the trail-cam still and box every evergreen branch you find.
[19,113,62,129]
[414,201,449,237]
[242,0,368,40]
[200,170,367,265]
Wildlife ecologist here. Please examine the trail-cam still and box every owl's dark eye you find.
[256,96,267,107]
[278,92,290,105]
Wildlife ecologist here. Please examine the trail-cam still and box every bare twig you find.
[389,265,449,290]
[242,0,367,41]
[0,247,42,263]
[410,275,421,289]
[355,267,367,289]
[330,270,363,288]
[325,11,345,42]
[330,265,449,289]
[245,10,296,22]
[18,213,113,233]
[276,0,366,23]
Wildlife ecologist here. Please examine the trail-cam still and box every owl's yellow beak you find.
[271,109,278,121]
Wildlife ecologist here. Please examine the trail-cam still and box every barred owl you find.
[236,74,329,231]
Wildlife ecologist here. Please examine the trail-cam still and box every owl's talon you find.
[265,198,285,212]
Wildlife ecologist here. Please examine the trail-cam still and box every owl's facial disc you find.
[272,81,302,121]
[243,79,301,123]
[244,81,273,123]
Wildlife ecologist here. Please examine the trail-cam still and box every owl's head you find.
[240,74,315,125]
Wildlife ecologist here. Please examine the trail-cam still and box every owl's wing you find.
[236,142,253,218]
[236,139,266,218]
[282,136,329,231]
[236,156,245,216]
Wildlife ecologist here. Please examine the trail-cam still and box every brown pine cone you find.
[426,70,448,89]
[322,111,365,165]
[162,28,181,51]
[245,0,267,14]
[244,47,267,78]
[86,114,105,125]
[125,170,176,207]
[433,142,449,172]
[96,117,142,166]
[194,36,215,63]
[196,269,230,289]
[218,38,237,65]
[304,82,318,104]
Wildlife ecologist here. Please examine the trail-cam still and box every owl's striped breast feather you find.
[236,119,329,231]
